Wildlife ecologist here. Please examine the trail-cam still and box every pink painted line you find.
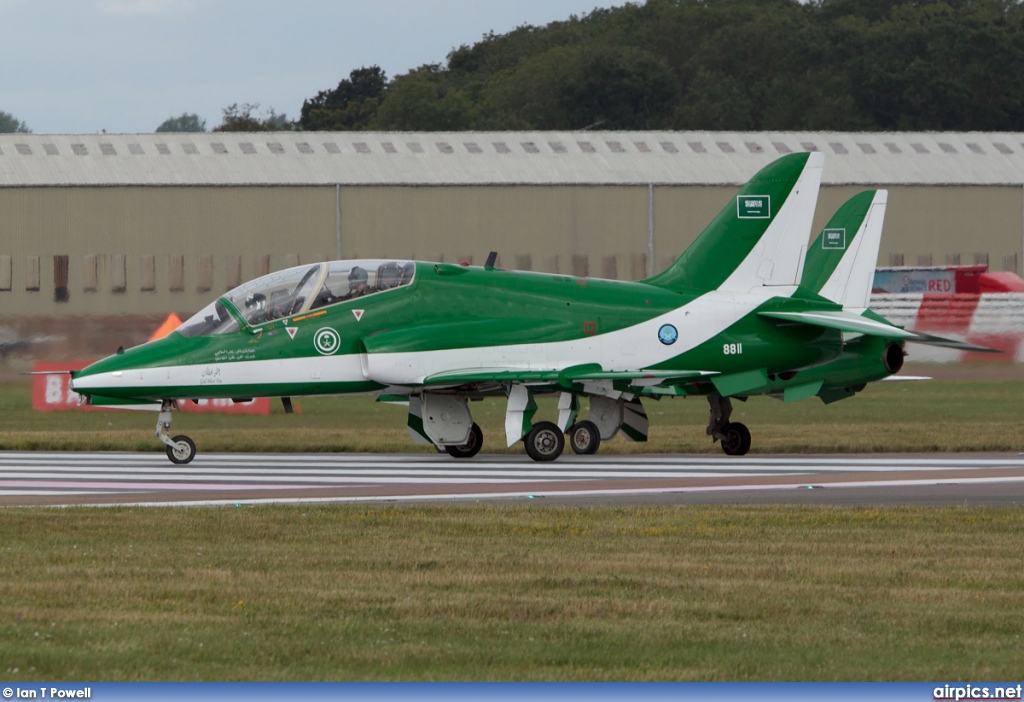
[0,480,330,491]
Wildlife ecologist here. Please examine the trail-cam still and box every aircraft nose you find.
[68,371,90,394]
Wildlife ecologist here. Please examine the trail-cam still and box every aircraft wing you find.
[759,309,997,352]
[423,366,715,389]
[423,368,562,386]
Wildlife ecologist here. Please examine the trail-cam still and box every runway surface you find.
[2,451,1024,506]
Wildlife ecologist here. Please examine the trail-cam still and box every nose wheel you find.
[156,401,197,464]
[165,435,197,464]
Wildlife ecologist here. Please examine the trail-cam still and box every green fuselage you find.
[71,261,845,403]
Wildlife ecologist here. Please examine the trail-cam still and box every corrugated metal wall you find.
[810,186,1023,269]
[1,184,1021,317]
[0,186,336,315]
[338,186,650,271]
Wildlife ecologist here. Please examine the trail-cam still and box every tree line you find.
[6,0,1024,135]
[297,0,1024,133]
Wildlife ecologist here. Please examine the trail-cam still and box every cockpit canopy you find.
[178,260,415,338]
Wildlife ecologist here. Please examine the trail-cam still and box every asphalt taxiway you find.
[1,451,1023,507]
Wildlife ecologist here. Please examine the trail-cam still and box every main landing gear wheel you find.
[445,422,483,459]
[524,421,565,462]
[166,435,197,465]
[567,420,601,455]
[720,422,751,457]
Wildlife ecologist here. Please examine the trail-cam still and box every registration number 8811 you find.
[723,343,743,355]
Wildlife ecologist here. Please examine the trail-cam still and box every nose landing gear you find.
[166,435,197,464]
[156,400,196,464]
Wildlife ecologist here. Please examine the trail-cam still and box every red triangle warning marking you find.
[352,309,364,321]
[286,327,298,339]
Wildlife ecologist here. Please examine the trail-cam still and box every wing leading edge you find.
[423,366,716,388]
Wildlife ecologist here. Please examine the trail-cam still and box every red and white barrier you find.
[870,293,1024,363]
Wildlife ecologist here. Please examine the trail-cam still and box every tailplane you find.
[645,151,824,294]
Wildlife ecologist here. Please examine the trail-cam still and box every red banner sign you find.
[32,361,272,415]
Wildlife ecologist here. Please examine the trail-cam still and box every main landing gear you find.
[411,389,755,460]
[520,420,602,462]
[411,389,603,462]
[523,421,565,462]
[445,422,483,458]
[706,394,751,456]
[156,400,197,464]
[511,390,640,462]
[567,420,601,455]
[522,419,600,461]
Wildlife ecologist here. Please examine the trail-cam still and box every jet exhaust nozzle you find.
[883,342,904,374]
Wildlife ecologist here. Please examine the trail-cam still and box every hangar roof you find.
[2,131,1024,187]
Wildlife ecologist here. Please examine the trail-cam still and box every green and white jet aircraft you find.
[68,152,985,464]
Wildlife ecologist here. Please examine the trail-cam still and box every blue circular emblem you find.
[658,324,678,345]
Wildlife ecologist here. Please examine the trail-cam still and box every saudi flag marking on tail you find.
[737,195,771,218]
[822,228,846,250]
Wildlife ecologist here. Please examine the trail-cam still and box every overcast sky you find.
[1,0,627,135]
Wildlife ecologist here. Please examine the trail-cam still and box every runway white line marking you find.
[2,452,1022,506]
[3,453,1022,475]
[5,451,1024,469]
[0,470,798,480]
[0,490,122,497]
[88,476,1024,507]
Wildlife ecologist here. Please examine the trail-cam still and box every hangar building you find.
[2,130,1024,359]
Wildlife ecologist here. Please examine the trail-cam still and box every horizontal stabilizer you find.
[906,331,998,353]
[759,309,997,352]
[760,309,918,339]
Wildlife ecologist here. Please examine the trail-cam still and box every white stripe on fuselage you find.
[365,286,798,385]
[71,352,368,394]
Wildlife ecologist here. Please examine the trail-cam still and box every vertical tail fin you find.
[644,151,824,294]
[801,190,887,311]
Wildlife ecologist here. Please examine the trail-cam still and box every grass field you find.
[0,504,1022,681]
[2,377,1023,681]
[2,377,1024,454]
